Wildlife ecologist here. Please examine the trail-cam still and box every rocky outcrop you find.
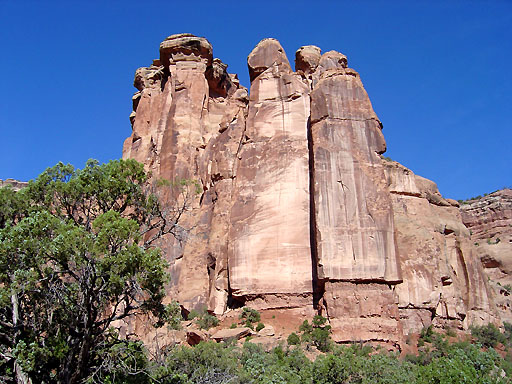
[123,33,248,314]
[383,160,498,333]
[461,189,512,323]
[0,179,27,191]
[123,34,499,348]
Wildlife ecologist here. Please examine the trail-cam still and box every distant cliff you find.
[122,34,500,348]
[0,179,27,191]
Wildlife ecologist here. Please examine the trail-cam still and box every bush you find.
[240,307,261,324]
[470,323,505,348]
[151,341,240,383]
[419,325,434,343]
[504,322,512,345]
[288,332,301,346]
[196,312,219,330]
[445,327,457,338]
[296,316,332,352]
[187,309,199,320]
[256,322,265,332]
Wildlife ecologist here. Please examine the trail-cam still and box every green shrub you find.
[504,322,512,345]
[419,325,434,343]
[230,322,237,329]
[187,309,199,320]
[151,341,240,383]
[299,319,313,334]
[240,307,261,324]
[244,319,254,330]
[297,316,332,352]
[288,332,300,346]
[197,313,219,330]
[470,323,505,348]
[255,322,265,332]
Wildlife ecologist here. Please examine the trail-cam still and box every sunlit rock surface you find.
[122,34,499,348]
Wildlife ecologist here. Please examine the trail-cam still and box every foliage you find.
[0,159,187,384]
[187,308,219,330]
[163,302,183,330]
[419,325,434,343]
[196,312,219,330]
[187,309,199,320]
[470,323,506,348]
[256,322,265,332]
[151,341,240,384]
[297,316,332,352]
[287,332,301,346]
[146,336,510,383]
[503,322,512,344]
[445,326,457,338]
[239,307,261,330]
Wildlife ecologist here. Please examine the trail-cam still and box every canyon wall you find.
[461,189,512,324]
[122,34,499,347]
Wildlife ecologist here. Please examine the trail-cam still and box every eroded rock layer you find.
[123,34,499,347]
[461,189,512,323]
[383,160,498,333]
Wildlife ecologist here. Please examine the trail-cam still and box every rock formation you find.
[461,189,512,323]
[123,34,499,348]
[383,160,498,334]
[0,179,27,191]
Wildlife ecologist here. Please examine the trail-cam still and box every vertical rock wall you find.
[228,39,313,304]
[123,34,498,347]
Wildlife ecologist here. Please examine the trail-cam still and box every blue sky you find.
[1,1,510,200]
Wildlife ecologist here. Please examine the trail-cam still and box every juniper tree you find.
[0,159,190,384]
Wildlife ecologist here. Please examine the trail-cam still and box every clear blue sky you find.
[1,1,510,200]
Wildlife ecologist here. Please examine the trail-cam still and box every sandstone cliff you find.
[383,161,498,334]
[461,189,512,324]
[123,34,499,348]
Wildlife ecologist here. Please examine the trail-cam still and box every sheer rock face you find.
[383,160,498,332]
[228,39,313,304]
[310,53,400,284]
[461,190,512,323]
[122,34,498,346]
[123,34,248,313]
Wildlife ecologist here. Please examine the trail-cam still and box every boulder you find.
[247,38,291,81]
[258,325,275,337]
[159,33,213,67]
[186,329,208,346]
[211,327,251,342]
[295,45,321,74]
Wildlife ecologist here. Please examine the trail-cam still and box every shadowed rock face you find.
[122,34,498,348]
